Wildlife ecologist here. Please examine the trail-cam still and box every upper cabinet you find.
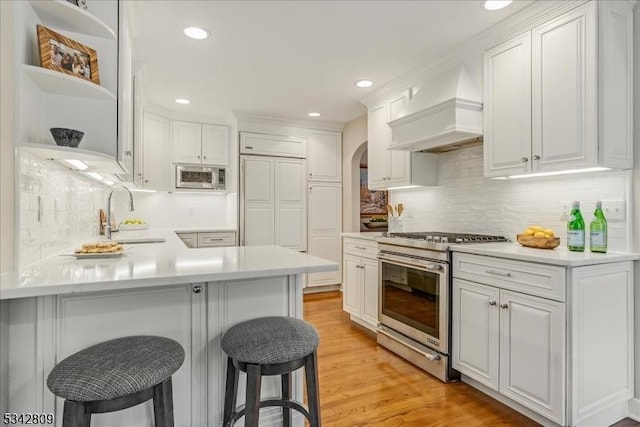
[484,1,633,178]
[240,132,307,158]
[367,90,437,190]
[308,129,341,182]
[173,121,229,166]
[117,2,134,179]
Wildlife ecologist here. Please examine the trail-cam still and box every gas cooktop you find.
[379,231,509,251]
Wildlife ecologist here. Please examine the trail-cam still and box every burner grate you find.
[385,231,508,244]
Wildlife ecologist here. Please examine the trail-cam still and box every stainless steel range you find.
[376,232,508,382]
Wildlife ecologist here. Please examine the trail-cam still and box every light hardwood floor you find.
[303,291,639,427]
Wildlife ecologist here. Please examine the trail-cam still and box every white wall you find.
[341,114,367,232]
[390,145,632,251]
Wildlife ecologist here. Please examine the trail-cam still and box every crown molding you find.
[232,110,344,132]
[360,0,590,108]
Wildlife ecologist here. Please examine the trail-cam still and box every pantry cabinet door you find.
[201,124,229,166]
[452,279,500,391]
[241,156,275,246]
[275,158,307,251]
[307,182,342,287]
[308,129,342,182]
[173,121,202,164]
[483,32,532,177]
[532,3,597,173]
[499,290,566,425]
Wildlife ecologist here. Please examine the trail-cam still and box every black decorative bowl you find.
[50,128,84,148]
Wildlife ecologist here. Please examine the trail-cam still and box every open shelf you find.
[20,142,125,175]
[22,65,116,101]
[29,0,116,40]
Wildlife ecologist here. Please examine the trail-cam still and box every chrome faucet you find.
[105,185,134,239]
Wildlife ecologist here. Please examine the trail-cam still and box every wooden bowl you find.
[516,234,560,249]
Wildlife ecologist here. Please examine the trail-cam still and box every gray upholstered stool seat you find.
[221,316,319,365]
[221,316,321,427]
[47,335,185,427]
[48,335,184,402]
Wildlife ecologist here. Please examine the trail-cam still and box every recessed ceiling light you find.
[175,98,190,105]
[184,26,210,40]
[308,112,321,117]
[355,79,374,88]
[483,0,512,11]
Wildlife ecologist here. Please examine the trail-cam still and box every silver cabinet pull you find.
[486,269,511,277]
[203,156,207,159]
[193,286,202,294]
[533,155,541,160]
[521,157,528,163]
[488,300,497,306]
[197,155,201,159]
[125,150,132,156]
[425,264,442,271]
[144,179,149,183]
[355,246,367,250]
[245,146,253,149]
[500,303,509,309]
[425,353,441,361]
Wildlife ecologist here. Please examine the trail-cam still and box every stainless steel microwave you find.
[175,165,225,190]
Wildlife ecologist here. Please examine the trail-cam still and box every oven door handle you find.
[378,328,441,361]
[378,253,444,273]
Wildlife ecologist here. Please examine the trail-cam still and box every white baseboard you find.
[629,398,640,422]
[302,284,341,294]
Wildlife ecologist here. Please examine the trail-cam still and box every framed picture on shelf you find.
[36,24,100,85]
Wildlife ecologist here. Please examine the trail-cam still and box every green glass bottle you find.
[589,201,607,253]
[567,201,585,252]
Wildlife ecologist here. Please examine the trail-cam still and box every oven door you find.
[378,252,449,354]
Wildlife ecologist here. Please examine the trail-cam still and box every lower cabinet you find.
[452,253,634,426]
[176,231,237,248]
[342,237,379,331]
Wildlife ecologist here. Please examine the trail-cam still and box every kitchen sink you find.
[112,238,166,244]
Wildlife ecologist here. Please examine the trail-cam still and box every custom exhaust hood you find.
[388,65,483,152]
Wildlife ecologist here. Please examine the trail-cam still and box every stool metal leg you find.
[62,400,91,427]
[244,364,262,427]
[153,378,175,427]
[281,373,291,427]
[304,351,321,427]
[223,357,239,427]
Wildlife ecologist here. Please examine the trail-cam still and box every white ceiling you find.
[131,1,532,124]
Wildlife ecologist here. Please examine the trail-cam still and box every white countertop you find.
[451,242,640,266]
[341,232,384,241]
[0,228,337,300]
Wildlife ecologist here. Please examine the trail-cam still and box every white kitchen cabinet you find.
[307,182,341,287]
[484,1,633,177]
[173,121,229,166]
[53,284,206,427]
[176,231,237,248]
[452,253,634,426]
[240,132,306,158]
[241,155,306,251]
[307,129,341,182]
[141,111,171,191]
[342,237,379,331]
[117,3,134,178]
[367,90,437,190]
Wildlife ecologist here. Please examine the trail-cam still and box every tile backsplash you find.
[390,145,632,252]
[19,151,105,266]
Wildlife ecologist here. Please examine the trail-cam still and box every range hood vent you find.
[388,65,483,152]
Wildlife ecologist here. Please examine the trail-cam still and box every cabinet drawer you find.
[197,232,236,247]
[177,233,198,248]
[343,238,378,259]
[452,253,565,302]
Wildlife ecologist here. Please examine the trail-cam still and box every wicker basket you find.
[516,234,560,249]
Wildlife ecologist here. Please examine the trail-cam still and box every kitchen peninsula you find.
[0,229,337,427]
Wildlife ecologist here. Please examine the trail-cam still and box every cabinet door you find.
[532,3,597,173]
[387,90,411,187]
[360,257,379,329]
[241,156,275,246]
[452,279,500,391]
[117,4,133,177]
[55,285,205,427]
[142,112,171,191]
[201,124,229,166]
[173,121,202,164]
[483,32,532,177]
[275,158,306,251]
[307,182,342,287]
[342,254,362,316]
[367,103,389,190]
[308,129,342,182]
[499,290,565,424]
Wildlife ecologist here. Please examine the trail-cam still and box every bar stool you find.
[47,335,185,427]
[221,316,321,427]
